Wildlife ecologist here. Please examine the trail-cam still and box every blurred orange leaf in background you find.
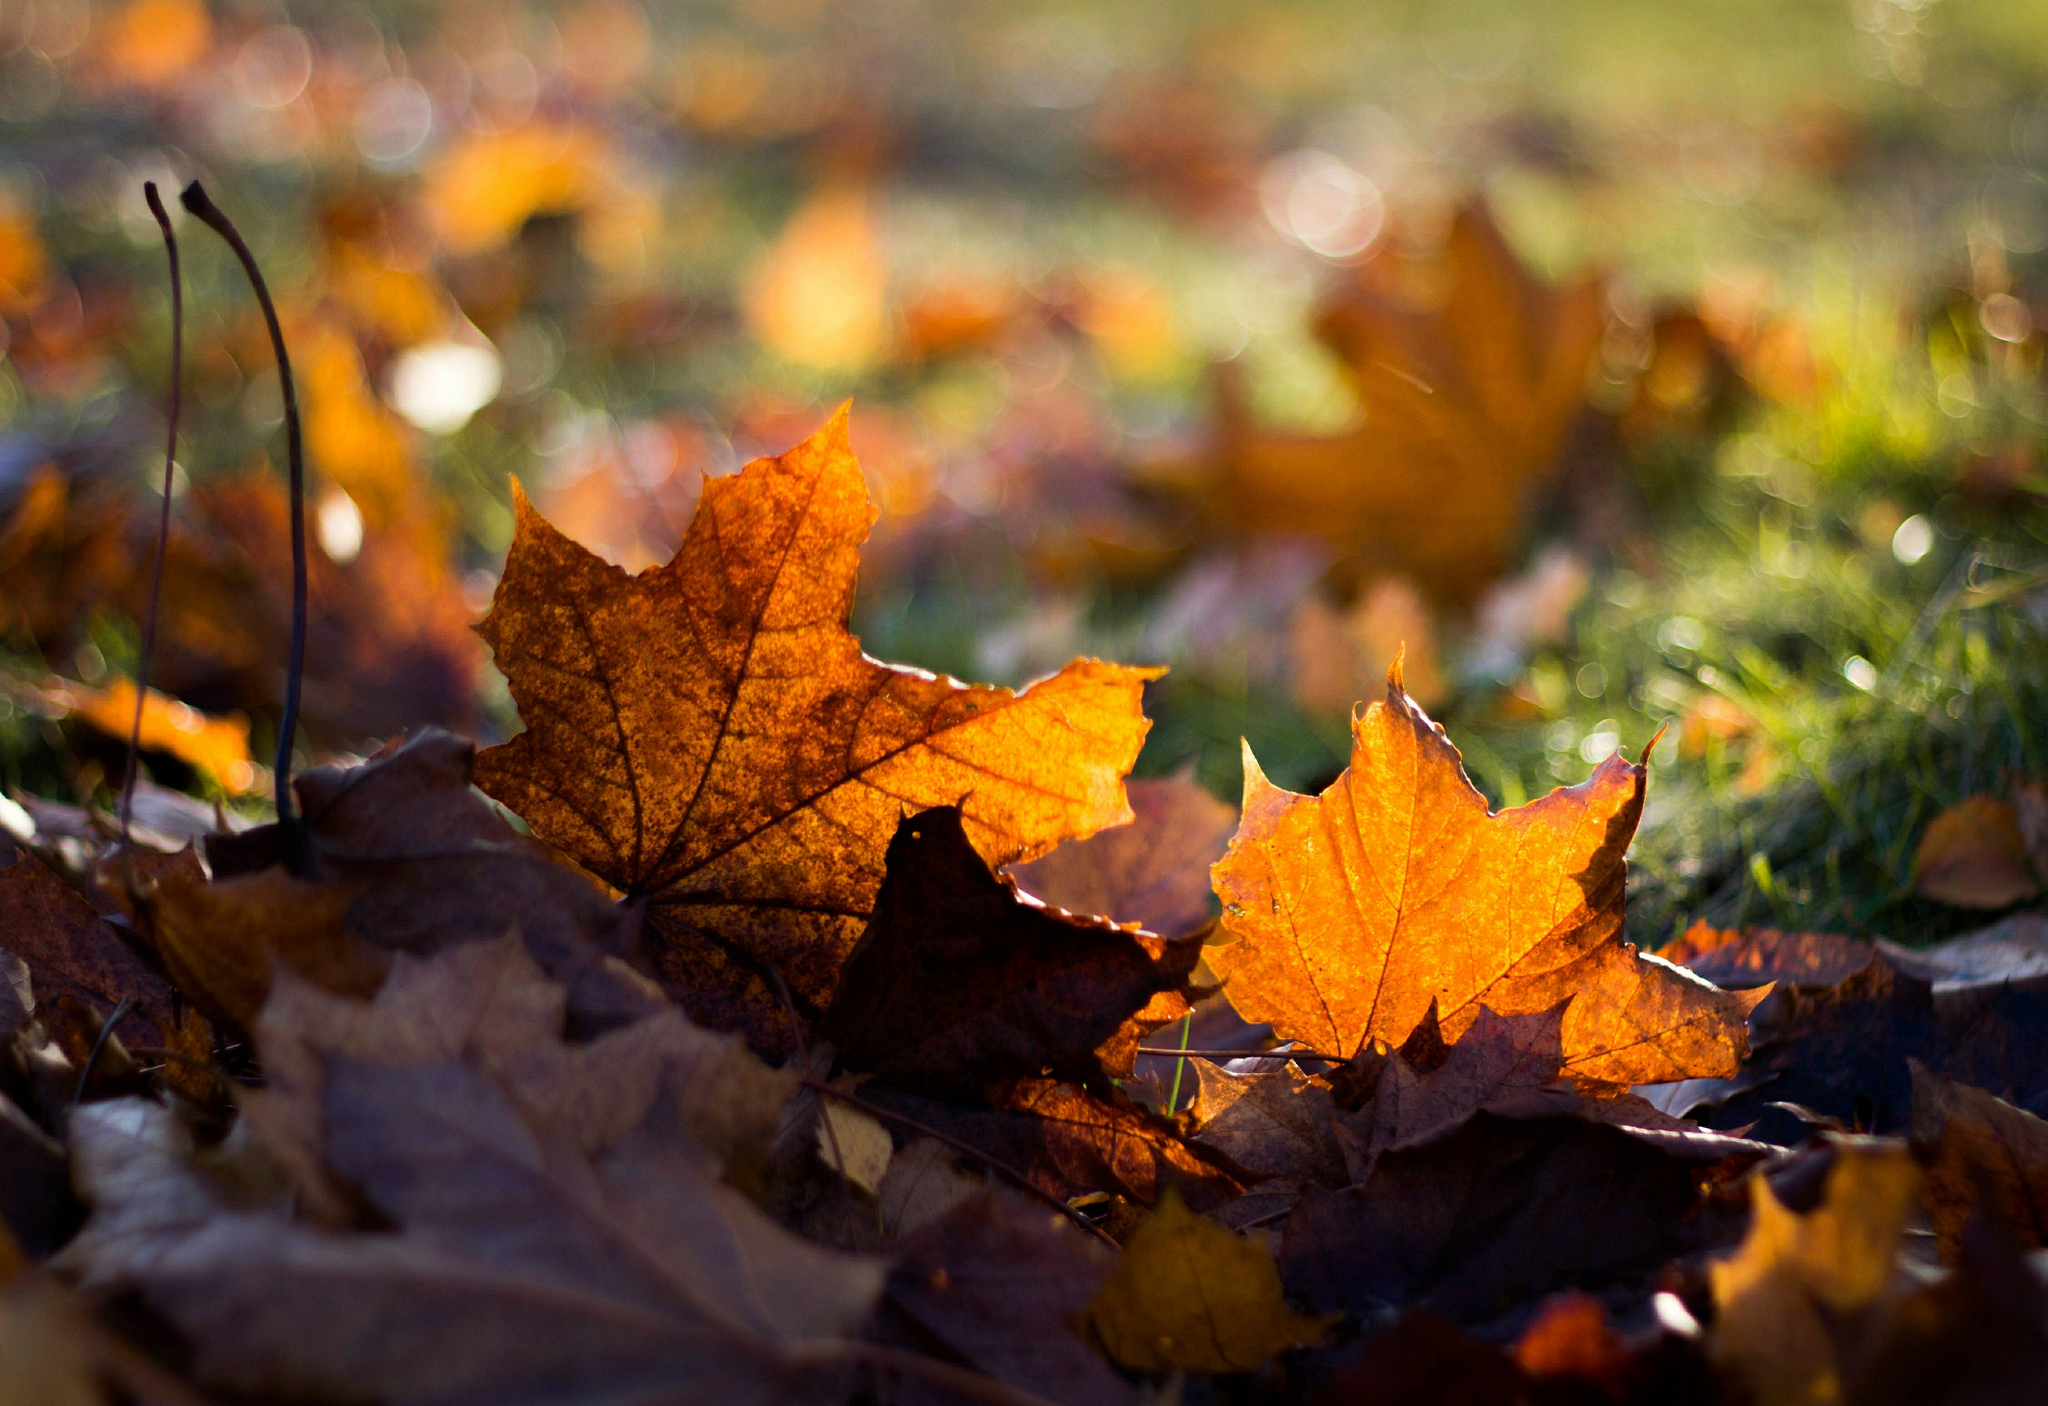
[99,0,213,89]
[0,206,48,314]
[426,123,609,256]
[1171,204,1605,605]
[36,674,257,795]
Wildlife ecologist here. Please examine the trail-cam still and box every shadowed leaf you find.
[1009,771,1236,939]
[823,807,1199,1100]
[1911,1062,2048,1260]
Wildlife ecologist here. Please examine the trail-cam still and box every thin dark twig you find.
[799,1078,1120,1251]
[70,996,135,1111]
[123,182,182,844]
[177,181,307,871]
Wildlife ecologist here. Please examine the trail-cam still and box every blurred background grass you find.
[2,0,2046,949]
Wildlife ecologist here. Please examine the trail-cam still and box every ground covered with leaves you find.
[6,0,2048,1402]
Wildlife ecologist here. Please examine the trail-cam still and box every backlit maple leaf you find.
[475,407,1160,1052]
[1208,664,1763,1087]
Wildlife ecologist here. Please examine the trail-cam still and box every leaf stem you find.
[1164,1011,1193,1112]
[177,181,308,872]
[123,182,181,844]
[800,1078,1120,1250]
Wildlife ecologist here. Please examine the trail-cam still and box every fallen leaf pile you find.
[5,412,2048,1403]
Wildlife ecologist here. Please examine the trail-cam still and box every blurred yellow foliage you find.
[298,321,416,527]
[1077,269,1180,380]
[743,183,886,370]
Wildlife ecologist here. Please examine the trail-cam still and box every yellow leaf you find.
[1082,1188,1335,1373]
[1710,1139,1920,1406]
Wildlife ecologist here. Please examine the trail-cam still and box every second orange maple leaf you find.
[1209,664,1763,1087]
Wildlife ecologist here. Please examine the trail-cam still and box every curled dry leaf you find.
[1679,930,2048,1145]
[63,938,883,1406]
[1009,770,1237,939]
[822,807,1200,1100]
[475,407,1160,1054]
[1082,1188,1336,1374]
[142,867,385,1031]
[1913,796,2042,909]
[1209,665,1762,1087]
[1910,1061,2048,1260]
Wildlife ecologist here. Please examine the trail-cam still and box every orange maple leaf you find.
[1208,664,1763,1087]
[475,407,1161,1052]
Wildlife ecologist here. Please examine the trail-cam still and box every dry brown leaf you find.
[476,408,1159,1054]
[1282,1111,1756,1332]
[187,730,662,1037]
[1082,1188,1335,1373]
[822,807,1199,1100]
[862,1078,1242,1212]
[1188,1061,1355,1188]
[63,938,877,1405]
[1910,1061,2048,1260]
[1209,665,1762,1086]
[1661,921,1874,990]
[1914,796,2042,909]
[1366,1002,1571,1159]
[1009,770,1236,940]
